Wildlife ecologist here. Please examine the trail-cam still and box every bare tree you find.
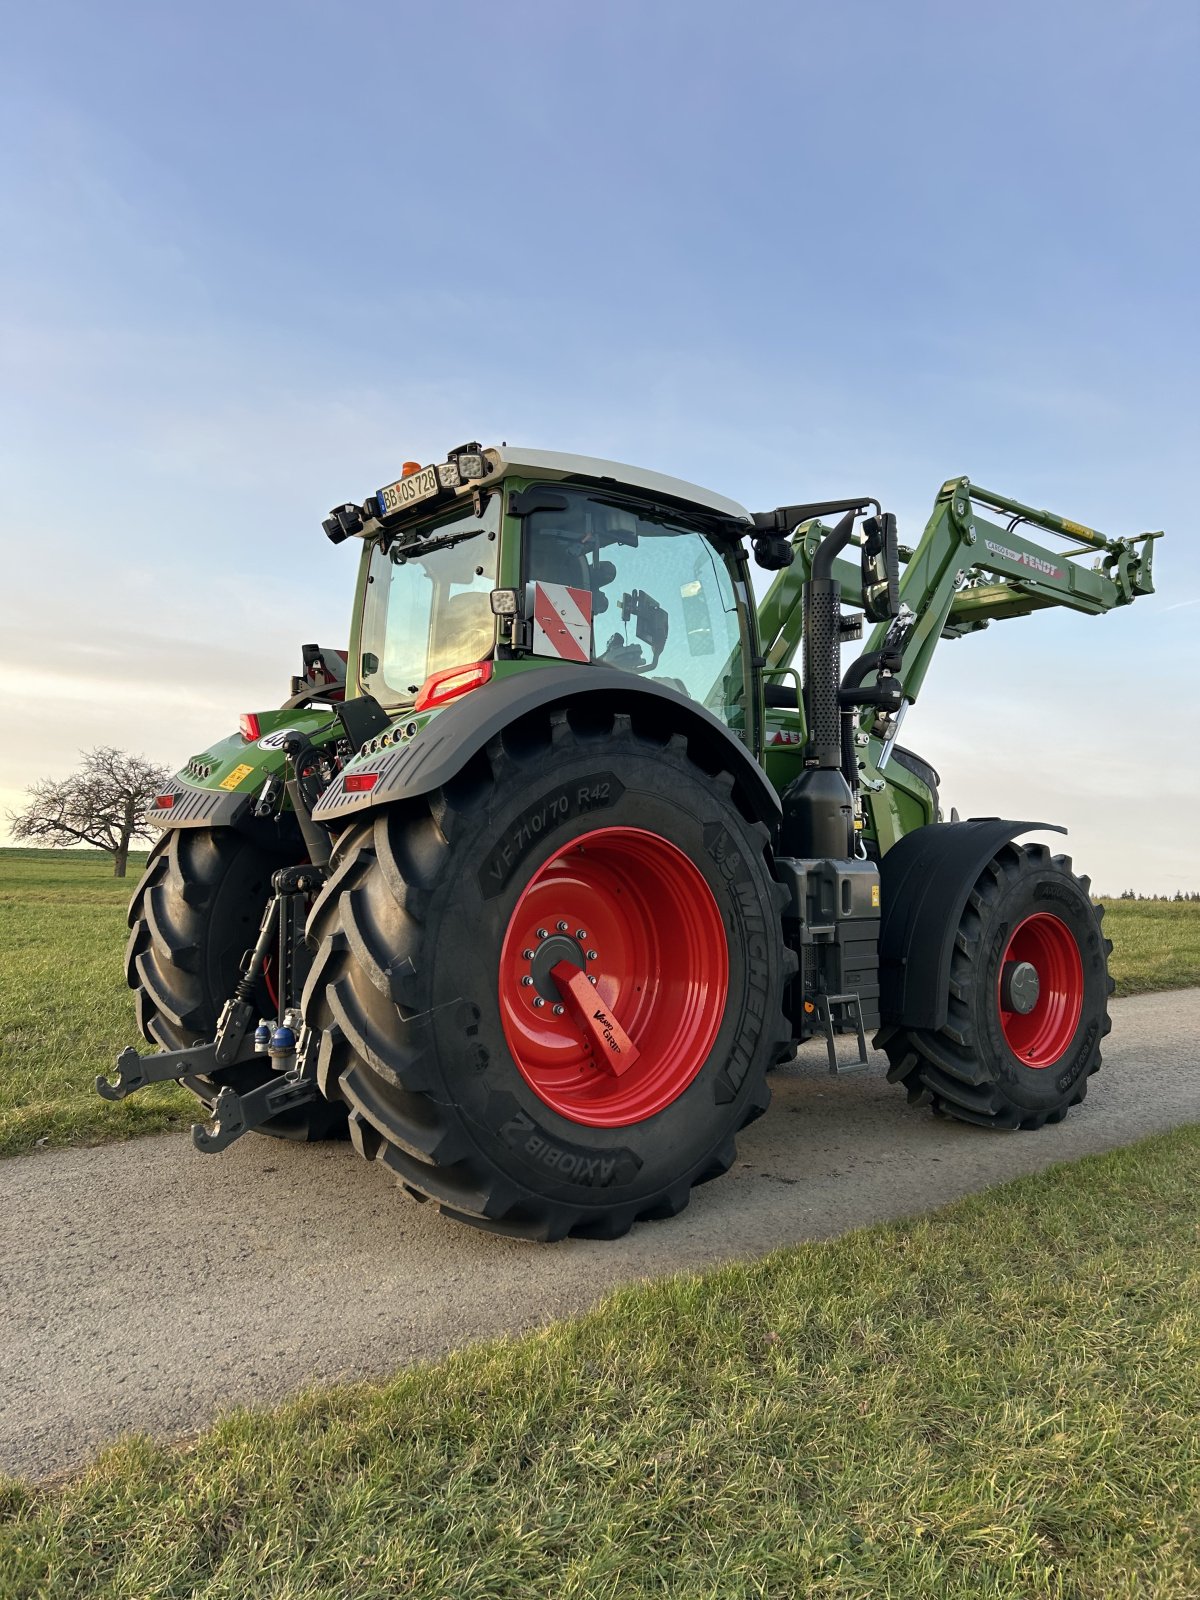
[7,747,172,877]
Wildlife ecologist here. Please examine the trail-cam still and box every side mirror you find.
[861,512,900,621]
[752,534,795,571]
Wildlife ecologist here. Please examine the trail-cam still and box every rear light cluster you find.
[153,794,176,809]
[339,662,492,800]
[414,660,492,712]
[235,661,495,807]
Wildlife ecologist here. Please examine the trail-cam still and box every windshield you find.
[359,498,500,705]
[523,488,750,729]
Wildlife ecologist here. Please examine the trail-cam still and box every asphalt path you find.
[2,988,1196,1481]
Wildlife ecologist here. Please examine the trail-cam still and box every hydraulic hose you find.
[840,644,902,696]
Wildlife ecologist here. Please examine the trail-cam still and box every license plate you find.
[378,464,441,515]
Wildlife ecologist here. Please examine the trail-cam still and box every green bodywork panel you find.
[167,469,1159,855]
[175,707,338,804]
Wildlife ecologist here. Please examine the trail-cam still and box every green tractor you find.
[101,444,1160,1240]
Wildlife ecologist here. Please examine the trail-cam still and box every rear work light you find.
[344,772,380,793]
[414,661,493,712]
[239,712,261,742]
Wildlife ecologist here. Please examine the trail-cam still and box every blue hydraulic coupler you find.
[268,1024,295,1057]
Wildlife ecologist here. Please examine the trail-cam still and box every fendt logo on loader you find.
[984,539,1062,578]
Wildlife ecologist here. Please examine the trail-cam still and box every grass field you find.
[1092,897,1200,995]
[2,847,1198,1159]
[0,848,193,1158]
[2,1125,1197,1597]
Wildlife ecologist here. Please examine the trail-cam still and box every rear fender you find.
[312,664,781,831]
[878,818,1065,1032]
[148,707,337,834]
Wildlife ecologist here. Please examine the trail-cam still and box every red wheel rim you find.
[498,826,729,1127]
[998,912,1083,1067]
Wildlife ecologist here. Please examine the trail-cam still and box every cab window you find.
[359,499,499,705]
[523,490,748,728]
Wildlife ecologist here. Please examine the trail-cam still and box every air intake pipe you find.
[781,509,858,861]
[803,508,857,770]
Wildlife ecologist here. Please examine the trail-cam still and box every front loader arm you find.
[878,479,1159,709]
[759,477,1161,720]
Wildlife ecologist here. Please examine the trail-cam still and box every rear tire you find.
[302,705,794,1240]
[126,827,347,1141]
[877,842,1113,1129]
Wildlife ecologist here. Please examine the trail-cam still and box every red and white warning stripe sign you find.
[528,581,593,663]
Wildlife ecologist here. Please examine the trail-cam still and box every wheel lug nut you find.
[536,928,548,940]
[533,997,545,1009]
[586,950,598,961]
[588,975,598,985]
[523,949,534,960]
[521,976,534,987]
[556,920,568,932]
[552,1004,564,1016]
[576,930,587,941]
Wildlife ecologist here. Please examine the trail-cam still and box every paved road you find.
[2,989,1196,1480]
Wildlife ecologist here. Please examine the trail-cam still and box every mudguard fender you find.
[877,818,1066,1033]
[313,664,781,830]
[145,784,252,832]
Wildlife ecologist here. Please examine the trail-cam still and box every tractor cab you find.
[339,445,760,739]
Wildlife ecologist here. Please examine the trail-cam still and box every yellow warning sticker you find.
[1060,517,1095,541]
[219,763,255,791]
[871,884,881,908]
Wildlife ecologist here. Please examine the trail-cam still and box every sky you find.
[1,0,1197,892]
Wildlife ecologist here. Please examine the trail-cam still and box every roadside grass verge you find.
[2,1126,1198,1598]
[1,847,1197,1158]
[0,849,192,1157]
[1097,897,1200,995]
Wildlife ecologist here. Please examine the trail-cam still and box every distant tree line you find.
[1111,890,1200,902]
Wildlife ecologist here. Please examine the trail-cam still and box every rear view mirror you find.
[508,486,570,518]
[680,579,715,656]
[862,512,900,621]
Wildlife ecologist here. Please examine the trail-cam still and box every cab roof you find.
[480,446,752,525]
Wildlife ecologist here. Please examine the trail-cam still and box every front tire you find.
[303,705,794,1240]
[878,842,1113,1129]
